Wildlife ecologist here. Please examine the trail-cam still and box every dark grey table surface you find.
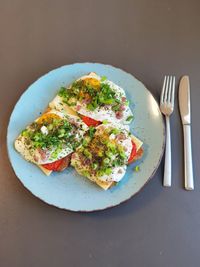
[1,1,200,266]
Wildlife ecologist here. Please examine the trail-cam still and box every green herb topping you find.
[134,166,140,172]
[58,76,124,113]
[21,116,80,152]
[77,127,128,177]
[126,115,134,122]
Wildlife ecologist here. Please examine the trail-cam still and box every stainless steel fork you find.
[160,76,176,187]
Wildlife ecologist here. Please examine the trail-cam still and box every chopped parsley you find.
[58,77,123,112]
[100,75,107,82]
[88,126,96,138]
[21,117,79,151]
[126,115,134,122]
[58,87,68,98]
[77,127,128,177]
[134,166,140,172]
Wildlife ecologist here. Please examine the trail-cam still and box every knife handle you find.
[183,124,194,190]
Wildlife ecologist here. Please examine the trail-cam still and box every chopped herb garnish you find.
[21,129,29,137]
[88,126,96,138]
[124,100,129,106]
[92,162,98,170]
[134,166,140,172]
[82,139,88,147]
[110,128,120,135]
[81,170,90,177]
[58,87,67,98]
[20,116,78,151]
[87,103,96,111]
[101,75,107,82]
[112,104,120,111]
[83,149,92,159]
[104,168,112,175]
[103,158,110,165]
[51,146,62,159]
[77,126,129,177]
[126,115,134,122]
[58,78,126,113]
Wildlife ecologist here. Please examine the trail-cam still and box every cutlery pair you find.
[160,76,194,190]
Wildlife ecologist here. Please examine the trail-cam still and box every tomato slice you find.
[128,141,137,164]
[80,115,101,127]
[42,158,64,171]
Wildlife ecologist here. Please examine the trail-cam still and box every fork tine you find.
[164,76,169,102]
[160,76,167,104]
[167,76,173,103]
[171,76,175,104]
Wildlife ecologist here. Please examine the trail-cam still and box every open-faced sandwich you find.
[15,72,143,190]
[49,72,133,127]
[14,109,88,175]
[71,123,143,190]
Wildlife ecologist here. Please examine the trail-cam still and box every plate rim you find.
[7,62,165,212]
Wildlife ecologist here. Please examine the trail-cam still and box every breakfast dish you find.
[49,72,133,126]
[15,109,88,175]
[71,123,143,190]
[14,72,143,188]
[8,62,165,211]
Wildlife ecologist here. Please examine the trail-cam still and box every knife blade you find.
[179,76,191,125]
[179,76,194,190]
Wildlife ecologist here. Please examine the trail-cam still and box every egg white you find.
[71,123,133,183]
[50,72,133,125]
[15,110,88,165]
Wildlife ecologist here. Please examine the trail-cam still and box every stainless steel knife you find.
[179,76,194,190]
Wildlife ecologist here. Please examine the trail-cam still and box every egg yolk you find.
[83,78,100,90]
[37,113,61,124]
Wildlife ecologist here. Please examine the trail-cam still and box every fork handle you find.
[183,124,194,190]
[163,116,171,187]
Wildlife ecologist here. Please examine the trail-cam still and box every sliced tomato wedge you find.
[80,115,101,127]
[128,141,137,164]
[42,157,65,171]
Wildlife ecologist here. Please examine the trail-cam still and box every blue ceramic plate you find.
[7,63,165,212]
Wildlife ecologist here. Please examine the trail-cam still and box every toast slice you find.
[38,165,52,176]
